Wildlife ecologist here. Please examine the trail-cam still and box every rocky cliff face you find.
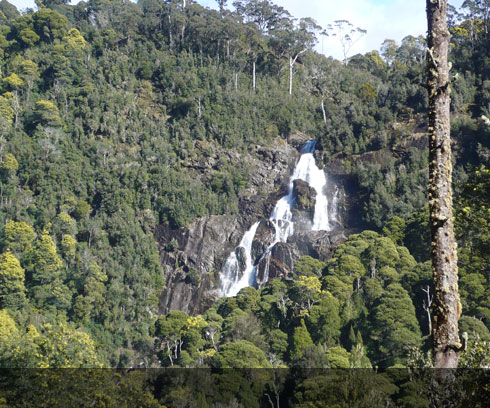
[154,136,347,314]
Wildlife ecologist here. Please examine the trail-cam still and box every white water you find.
[218,222,260,297]
[219,141,338,297]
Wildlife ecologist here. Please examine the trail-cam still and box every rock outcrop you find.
[251,220,276,262]
[291,179,316,233]
[155,138,299,314]
[155,135,348,315]
[155,214,242,314]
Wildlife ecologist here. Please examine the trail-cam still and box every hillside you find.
[0,0,488,379]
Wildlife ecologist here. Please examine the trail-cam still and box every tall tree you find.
[233,0,291,34]
[216,0,227,15]
[270,17,319,95]
[328,20,366,64]
[426,0,462,368]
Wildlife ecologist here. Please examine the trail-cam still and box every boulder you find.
[292,179,316,233]
[293,179,316,213]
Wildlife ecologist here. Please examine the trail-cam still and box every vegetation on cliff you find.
[0,0,488,375]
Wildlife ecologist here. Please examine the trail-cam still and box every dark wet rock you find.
[235,247,247,271]
[255,254,271,286]
[155,139,300,314]
[251,220,275,262]
[271,242,294,268]
[288,132,311,150]
[293,180,316,213]
[245,140,297,199]
[292,179,316,233]
[256,243,293,287]
[291,230,347,262]
[155,213,252,314]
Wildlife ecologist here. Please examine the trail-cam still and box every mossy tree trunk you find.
[426,0,462,368]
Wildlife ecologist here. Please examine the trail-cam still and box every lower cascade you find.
[218,140,338,297]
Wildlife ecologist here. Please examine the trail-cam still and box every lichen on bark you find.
[426,0,462,368]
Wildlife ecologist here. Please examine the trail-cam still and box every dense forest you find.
[0,0,489,388]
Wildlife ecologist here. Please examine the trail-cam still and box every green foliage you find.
[30,228,63,285]
[293,255,325,277]
[455,166,490,327]
[0,152,18,171]
[0,95,14,125]
[382,215,406,245]
[293,371,397,407]
[0,308,17,338]
[0,248,26,309]
[33,100,61,126]
[4,220,36,257]
[368,283,422,366]
[2,73,24,89]
[290,319,314,360]
[0,0,486,374]
[459,336,490,368]
[325,346,351,368]
[307,293,341,346]
[0,319,102,367]
[459,316,490,342]
[211,340,271,368]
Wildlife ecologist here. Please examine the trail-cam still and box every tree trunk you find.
[321,98,327,126]
[181,23,185,45]
[217,39,220,66]
[12,91,20,130]
[289,50,306,95]
[426,0,462,369]
[253,60,256,91]
[168,15,173,48]
[422,285,433,335]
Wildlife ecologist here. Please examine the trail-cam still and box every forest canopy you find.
[0,0,488,375]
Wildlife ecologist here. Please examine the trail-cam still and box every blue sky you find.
[8,0,464,60]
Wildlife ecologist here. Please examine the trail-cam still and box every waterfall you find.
[219,140,338,297]
[329,186,340,228]
[219,222,260,297]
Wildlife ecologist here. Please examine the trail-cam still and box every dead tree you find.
[422,285,433,334]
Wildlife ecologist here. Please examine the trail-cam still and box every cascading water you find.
[269,140,330,242]
[218,222,260,297]
[219,141,338,297]
[329,186,340,228]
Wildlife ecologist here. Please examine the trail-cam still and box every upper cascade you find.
[219,140,338,297]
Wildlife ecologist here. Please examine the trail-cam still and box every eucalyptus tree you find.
[216,0,228,16]
[270,17,320,95]
[241,24,265,90]
[426,0,462,368]
[327,19,366,64]
[233,0,291,34]
[460,0,490,42]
